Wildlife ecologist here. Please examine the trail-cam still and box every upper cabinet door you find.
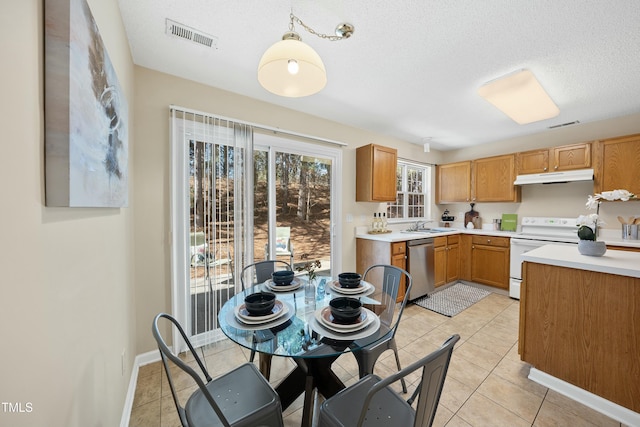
[356,144,397,202]
[593,134,640,195]
[473,154,520,202]
[436,161,472,204]
[553,143,591,171]
[517,149,550,174]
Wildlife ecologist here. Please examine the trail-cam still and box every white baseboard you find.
[529,368,640,426]
[119,349,161,427]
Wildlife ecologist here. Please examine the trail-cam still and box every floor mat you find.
[413,283,491,317]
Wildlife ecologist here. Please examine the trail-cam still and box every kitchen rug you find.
[413,283,491,317]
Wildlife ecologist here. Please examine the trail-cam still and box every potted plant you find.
[577,189,636,256]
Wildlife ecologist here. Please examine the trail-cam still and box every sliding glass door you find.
[252,138,335,275]
[171,109,342,348]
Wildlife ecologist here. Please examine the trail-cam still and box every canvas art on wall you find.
[45,0,128,207]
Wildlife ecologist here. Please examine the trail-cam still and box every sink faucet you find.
[410,221,426,231]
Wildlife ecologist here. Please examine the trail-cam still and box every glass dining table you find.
[218,276,389,427]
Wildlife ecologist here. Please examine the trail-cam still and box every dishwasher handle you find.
[407,238,434,246]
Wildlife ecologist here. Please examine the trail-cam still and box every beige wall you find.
[0,1,135,426]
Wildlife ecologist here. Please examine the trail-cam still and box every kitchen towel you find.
[413,283,491,317]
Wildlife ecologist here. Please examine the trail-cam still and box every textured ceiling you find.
[117,0,640,151]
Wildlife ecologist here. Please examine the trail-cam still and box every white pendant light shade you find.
[258,33,327,97]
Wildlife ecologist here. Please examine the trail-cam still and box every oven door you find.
[509,238,577,299]
[509,238,546,299]
[509,238,546,280]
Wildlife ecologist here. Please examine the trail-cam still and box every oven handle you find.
[510,238,547,248]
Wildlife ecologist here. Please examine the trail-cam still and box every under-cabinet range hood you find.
[514,168,594,185]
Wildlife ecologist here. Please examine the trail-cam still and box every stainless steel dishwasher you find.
[407,238,435,300]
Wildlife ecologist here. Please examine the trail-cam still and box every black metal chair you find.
[240,259,293,378]
[240,260,292,291]
[152,313,284,427]
[319,334,460,427]
[351,264,413,393]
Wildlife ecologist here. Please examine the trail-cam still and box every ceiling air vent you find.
[548,120,580,129]
[165,19,218,48]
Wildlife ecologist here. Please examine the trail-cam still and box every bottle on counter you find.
[382,212,388,232]
[372,213,378,232]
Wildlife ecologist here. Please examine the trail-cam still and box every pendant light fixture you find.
[258,12,354,98]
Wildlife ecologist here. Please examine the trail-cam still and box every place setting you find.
[262,270,303,292]
[228,291,293,330]
[327,272,375,297]
[310,296,380,341]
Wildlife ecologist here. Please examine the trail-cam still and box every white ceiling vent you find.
[165,19,217,49]
[548,120,580,129]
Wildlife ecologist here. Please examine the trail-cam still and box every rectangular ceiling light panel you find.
[478,70,559,125]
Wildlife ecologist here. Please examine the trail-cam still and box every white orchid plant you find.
[577,189,636,241]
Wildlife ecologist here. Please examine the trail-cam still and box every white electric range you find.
[509,216,579,299]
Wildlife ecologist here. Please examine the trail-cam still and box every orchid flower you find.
[577,189,636,241]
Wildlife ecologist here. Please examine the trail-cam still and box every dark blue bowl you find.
[272,270,294,286]
[338,272,362,288]
[244,292,276,316]
[329,297,362,324]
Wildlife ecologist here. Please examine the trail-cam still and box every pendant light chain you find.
[289,12,350,41]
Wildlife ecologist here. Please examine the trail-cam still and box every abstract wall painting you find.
[45,0,128,207]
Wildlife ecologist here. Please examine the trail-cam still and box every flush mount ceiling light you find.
[478,69,560,125]
[258,12,354,98]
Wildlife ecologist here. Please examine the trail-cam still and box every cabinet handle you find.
[543,167,548,171]
[554,165,558,170]
[487,239,491,243]
[472,245,475,249]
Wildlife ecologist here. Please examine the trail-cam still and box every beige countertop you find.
[355,227,517,242]
[521,244,640,278]
[355,226,640,248]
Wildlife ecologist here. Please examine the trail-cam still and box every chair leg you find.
[259,354,272,380]
[390,341,408,393]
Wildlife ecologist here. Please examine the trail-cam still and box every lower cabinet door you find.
[471,245,509,289]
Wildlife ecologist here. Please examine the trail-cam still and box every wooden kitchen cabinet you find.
[356,144,398,202]
[473,154,521,202]
[520,261,640,412]
[516,142,591,175]
[436,161,471,203]
[437,155,520,203]
[356,238,407,302]
[470,235,510,289]
[434,235,460,288]
[592,133,640,196]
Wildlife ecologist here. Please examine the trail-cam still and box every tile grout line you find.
[445,299,535,426]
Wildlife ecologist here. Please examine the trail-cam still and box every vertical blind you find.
[170,106,254,337]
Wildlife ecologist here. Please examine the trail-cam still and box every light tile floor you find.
[129,292,626,427]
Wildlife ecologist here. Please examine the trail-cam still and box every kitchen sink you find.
[402,229,437,234]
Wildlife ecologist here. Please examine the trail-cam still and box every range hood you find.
[514,168,594,185]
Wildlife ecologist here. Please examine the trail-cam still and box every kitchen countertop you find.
[355,227,640,248]
[355,228,517,242]
[521,244,640,278]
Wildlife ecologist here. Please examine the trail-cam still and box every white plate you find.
[315,306,375,333]
[328,280,374,296]
[264,277,303,292]
[235,300,286,324]
[226,302,294,331]
[309,311,380,341]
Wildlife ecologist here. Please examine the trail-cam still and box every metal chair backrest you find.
[240,260,292,291]
[152,313,227,427]
[357,334,459,427]
[362,264,413,332]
